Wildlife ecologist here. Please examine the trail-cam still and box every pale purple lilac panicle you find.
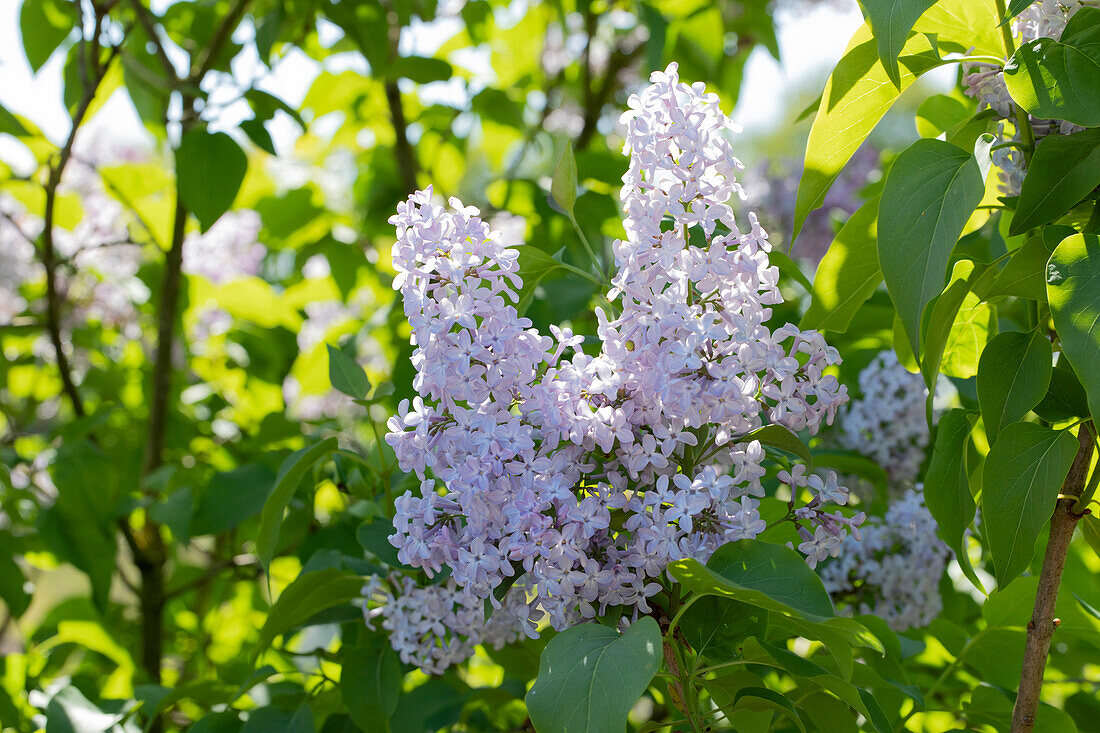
[373,64,856,673]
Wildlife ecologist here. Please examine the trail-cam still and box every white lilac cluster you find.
[838,351,944,483]
[819,488,949,631]
[374,65,856,673]
[182,210,265,284]
[362,574,530,675]
[0,196,42,325]
[963,0,1097,194]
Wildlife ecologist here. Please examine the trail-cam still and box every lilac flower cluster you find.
[362,574,530,675]
[963,0,1096,194]
[839,351,953,484]
[819,488,949,631]
[182,209,265,284]
[376,64,854,673]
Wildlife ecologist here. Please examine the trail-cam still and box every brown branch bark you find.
[1011,424,1096,732]
[382,1,418,195]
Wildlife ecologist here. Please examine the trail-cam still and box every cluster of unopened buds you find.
[365,64,858,673]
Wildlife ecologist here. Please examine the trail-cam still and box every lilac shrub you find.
[368,64,861,672]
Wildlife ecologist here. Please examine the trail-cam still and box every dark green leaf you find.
[0,104,30,137]
[977,330,1053,443]
[526,617,661,733]
[1011,128,1100,235]
[388,56,453,83]
[987,235,1055,301]
[20,0,77,73]
[254,568,365,660]
[341,636,401,730]
[192,464,276,536]
[680,596,767,661]
[240,705,313,733]
[1001,0,1035,25]
[176,129,248,232]
[0,533,29,616]
[739,424,813,467]
[356,520,401,567]
[1004,7,1100,126]
[879,138,988,355]
[670,539,835,622]
[241,118,277,155]
[800,198,883,334]
[923,409,983,591]
[982,421,1079,587]
[257,437,339,573]
[1047,233,1100,421]
[389,679,466,733]
[861,0,938,87]
[327,343,371,399]
[1034,361,1090,422]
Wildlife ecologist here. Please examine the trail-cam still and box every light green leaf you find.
[327,343,371,399]
[20,0,77,73]
[800,196,882,332]
[879,139,987,355]
[861,0,939,87]
[982,421,1079,587]
[669,540,835,622]
[916,94,975,138]
[526,617,661,733]
[977,330,1053,443]
[680,596,767,661]
[794,25,941,239]
[256,437,339,573]
[1047,233,1100,422]
[1004,7,1100,127]
[254,568,365,660]
[176,129,248,232]
[1011,128,1100,235]
[551,143,578,216]
[913,0,1007,57]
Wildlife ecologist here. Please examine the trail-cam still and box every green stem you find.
[568,213,608,284]
[994,0,1036,165]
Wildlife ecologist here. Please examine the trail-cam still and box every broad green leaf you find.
[515,246,568,313]
[913,0,1007,57]
[919,260,982,393]
[1004,7,1100,127]
[915,94,974,138]
[551,143,578,216]
[977,330,1053,443]
[923,409,983,591]
[794,25,941,239]
[987,235,1054,300]
[388,56,453,83]
[256,437,339,572]
[357,520,402,567]
[189,712,243,733]
[1001,0,1035,24]
[981,421,1079,587]
[0,533,29,616]
[706,683,807,733]
[327,343,371,398]
[526,617,661,733]
[254,568,365,660]
[861,0,938,87]
[769,250,813,293]
[191,464,276,536]
[879,139,988,355]
[0,103,31,137]
[341,636,401,731]
[1011,128,1100,235]
[240,705,314,733]
[800,196,882,332]
[1034,361,1090,422]
[680,596,767,661]
[41,442,118,610]
[176,129,248,232]
[389,679,465,733]
[1047,233,1100,421]
[670,539,835,622]
[940,291,997,380]
[739,424,813,467]
[20,0,77,72]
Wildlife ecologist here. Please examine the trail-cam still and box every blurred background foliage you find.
[3,0,1095,731]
